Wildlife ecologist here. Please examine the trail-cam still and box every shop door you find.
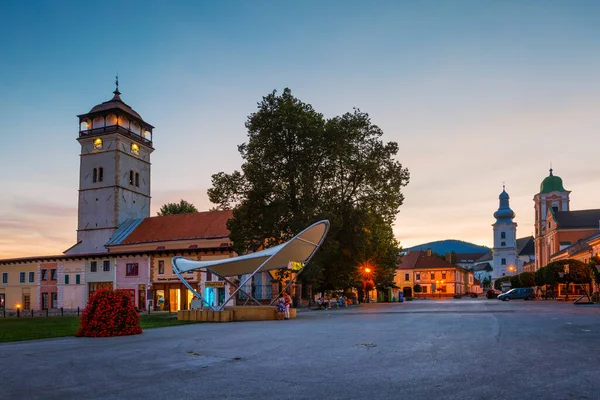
[169,288,180,311]
[218,288,225,306]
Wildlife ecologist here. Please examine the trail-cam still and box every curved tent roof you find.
[172,220,329,277]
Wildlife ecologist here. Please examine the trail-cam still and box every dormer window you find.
[131,143,140,156]
[93,138,103,150]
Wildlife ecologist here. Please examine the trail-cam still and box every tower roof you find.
[493,186,515,223]
[540,168,567,194]
[86,91,143,120]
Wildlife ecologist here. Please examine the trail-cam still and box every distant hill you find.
[406,240,489,255]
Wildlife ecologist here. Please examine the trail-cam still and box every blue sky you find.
[1,1,600,258]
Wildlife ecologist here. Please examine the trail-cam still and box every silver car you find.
[497,288,534,301]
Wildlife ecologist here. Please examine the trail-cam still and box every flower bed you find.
[76,289,142,337]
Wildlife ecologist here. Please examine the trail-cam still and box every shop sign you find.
[205,281,225,288]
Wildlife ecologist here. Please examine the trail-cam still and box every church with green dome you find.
[534,169,600,270]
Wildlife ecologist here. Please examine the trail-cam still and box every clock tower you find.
[66,82,154,254]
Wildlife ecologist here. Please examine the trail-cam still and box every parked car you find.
[497,288,534,301]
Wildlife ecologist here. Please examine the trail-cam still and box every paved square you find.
[2,300,600,399]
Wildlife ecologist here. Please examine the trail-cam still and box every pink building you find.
[114,255,151,310]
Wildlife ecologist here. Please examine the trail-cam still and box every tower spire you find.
[111,74,121,101]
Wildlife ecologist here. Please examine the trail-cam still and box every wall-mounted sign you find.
[205,281,225,288]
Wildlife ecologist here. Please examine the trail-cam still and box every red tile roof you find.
[397,250,466,270]
[397,251,422,269]
[119,210,233,245]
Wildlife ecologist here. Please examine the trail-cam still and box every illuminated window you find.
[93,138,103,150]
[131,143,140,155]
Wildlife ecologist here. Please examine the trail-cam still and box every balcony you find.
[79,125,153,147]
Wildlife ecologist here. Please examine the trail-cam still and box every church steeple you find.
[492,185,519,280]
[493,186,516,224]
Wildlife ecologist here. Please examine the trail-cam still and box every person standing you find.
[283,292,292,320]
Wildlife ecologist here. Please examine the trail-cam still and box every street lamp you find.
[363,267,372,303]
[16,303,21,318]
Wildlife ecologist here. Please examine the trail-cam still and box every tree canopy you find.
[208,88,410,291]
[157,199,198,216]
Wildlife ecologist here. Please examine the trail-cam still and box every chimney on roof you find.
[445,252,452,263]
[427,248,432,257]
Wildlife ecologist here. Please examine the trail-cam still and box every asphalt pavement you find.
[2,299,600,400]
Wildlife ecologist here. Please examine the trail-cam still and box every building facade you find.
[395,250,475,298]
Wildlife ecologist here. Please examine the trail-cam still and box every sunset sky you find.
[1,1,600,259]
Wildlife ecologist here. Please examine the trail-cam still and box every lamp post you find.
[594,264,600,303]
[364,267,372,303]
[558,264,570,301]
[16,303,21,318]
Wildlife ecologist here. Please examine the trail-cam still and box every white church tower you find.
[492,186,518,281]
[66,80,154,254]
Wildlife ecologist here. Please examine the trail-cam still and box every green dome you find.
[540,169,566,194]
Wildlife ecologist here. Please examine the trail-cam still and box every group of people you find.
[276,292,293,320]
[316,294,349,309]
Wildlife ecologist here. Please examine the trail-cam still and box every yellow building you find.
[396,249,475,298]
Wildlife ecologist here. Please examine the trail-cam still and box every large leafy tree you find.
[208,88,409,291]
[157,199,198,216]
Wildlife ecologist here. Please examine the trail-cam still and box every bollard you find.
[61,307,63,317]
[17,308,20,318]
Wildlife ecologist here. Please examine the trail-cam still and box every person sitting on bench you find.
[316,297,328,309]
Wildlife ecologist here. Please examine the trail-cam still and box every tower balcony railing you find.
[79,125,152,146]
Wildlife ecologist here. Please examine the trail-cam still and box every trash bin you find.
[398,293,404,303]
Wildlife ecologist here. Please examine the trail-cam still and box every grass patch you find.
[0,313,197,343]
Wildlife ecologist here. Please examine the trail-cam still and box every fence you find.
[0,307,83,318]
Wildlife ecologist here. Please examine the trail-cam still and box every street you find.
[2,299,600,400]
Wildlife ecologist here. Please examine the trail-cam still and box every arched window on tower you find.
[92,168,97,183]
[98,167,104,182]
[501,258,506,265]
[129,170,134,185]
[501,232,506,239]
[135,172,139,187]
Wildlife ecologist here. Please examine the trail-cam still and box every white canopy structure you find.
[172,220,330,311]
